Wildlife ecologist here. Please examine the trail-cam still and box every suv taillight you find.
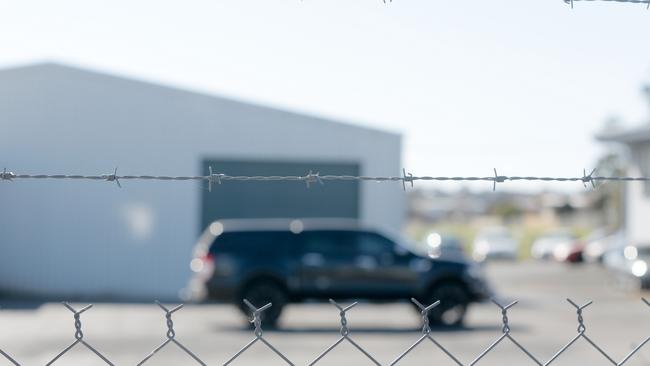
[203,253,214,263]
[191,252,214,275]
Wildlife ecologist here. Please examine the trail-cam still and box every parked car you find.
[424,231,468,262]
[564,228,619,264]
[187,219,492,327]
[583,229,624,263]
[530,230,576,261]
[564,243,585,263]
[603,244,650,289]
[472,226,518,262]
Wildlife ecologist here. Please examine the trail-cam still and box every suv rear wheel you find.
[424,282,469,327]
[238,281,287,328]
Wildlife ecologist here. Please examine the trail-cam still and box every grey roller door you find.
[200,159,360,231]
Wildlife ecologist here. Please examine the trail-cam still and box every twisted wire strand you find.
[4,170,650,187]
[565,0,649,3]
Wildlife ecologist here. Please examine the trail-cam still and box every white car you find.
[603,244,650,289]
[424,231,467,262]
[531,230,576,261]
[583,229,624,263]
[472,227,518,262]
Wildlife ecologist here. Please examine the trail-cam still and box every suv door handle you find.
[302,253,325,266]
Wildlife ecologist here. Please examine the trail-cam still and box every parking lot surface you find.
[2,261,650,365]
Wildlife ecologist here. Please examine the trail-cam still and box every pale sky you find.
[1,0,650,191]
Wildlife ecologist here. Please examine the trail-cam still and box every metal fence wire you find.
[382,0,648,7]
[2,297,649,366]
[563,0,650,8]
[4,167,650,192]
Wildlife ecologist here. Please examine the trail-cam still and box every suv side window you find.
[354,232,395,256]
[210,231,291,256]
[300,230,355,258]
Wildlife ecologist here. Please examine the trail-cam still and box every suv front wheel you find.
[423,282,469,327]
[238,280,288,328]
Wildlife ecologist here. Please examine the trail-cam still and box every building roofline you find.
[0,61,401,139]
[596,124,650,144]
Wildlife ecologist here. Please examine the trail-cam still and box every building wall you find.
[627,144,650,246]
[0,64,403,300]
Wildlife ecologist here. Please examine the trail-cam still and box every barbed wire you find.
[381,0,649,5]
[563,0,650,8]
[2,167,650,191]
[381,0,649,8]
[1,298,650,365]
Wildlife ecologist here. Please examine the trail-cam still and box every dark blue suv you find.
[187,219,491,327]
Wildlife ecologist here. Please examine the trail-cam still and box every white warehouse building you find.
[599,124,650,247]
[0,63,403,300]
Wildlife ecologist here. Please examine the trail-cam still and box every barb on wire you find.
[493,168,507,191]
[309,299,381,366]
[223,299,294,366]
[304,170,323,188]
[582,168,597,189]
[137,301,205,365]
[102,167,121,188]
[0,168,15,181]
[208,166,224,192]
[45,303,114,366]
[402,168,414,191]
[390,298,463,365]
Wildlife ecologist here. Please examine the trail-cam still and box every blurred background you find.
[2,1,650,365]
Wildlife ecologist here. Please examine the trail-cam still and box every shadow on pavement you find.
[0,300,45,310]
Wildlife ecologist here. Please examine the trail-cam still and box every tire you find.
[238,280,288,328]
[423,282,469,327]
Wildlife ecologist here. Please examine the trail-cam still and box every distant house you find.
[0,63,403,300]
[598,123,650,246]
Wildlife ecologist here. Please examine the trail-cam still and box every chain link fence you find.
[2,167,650,365]
[1,297,649,366]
